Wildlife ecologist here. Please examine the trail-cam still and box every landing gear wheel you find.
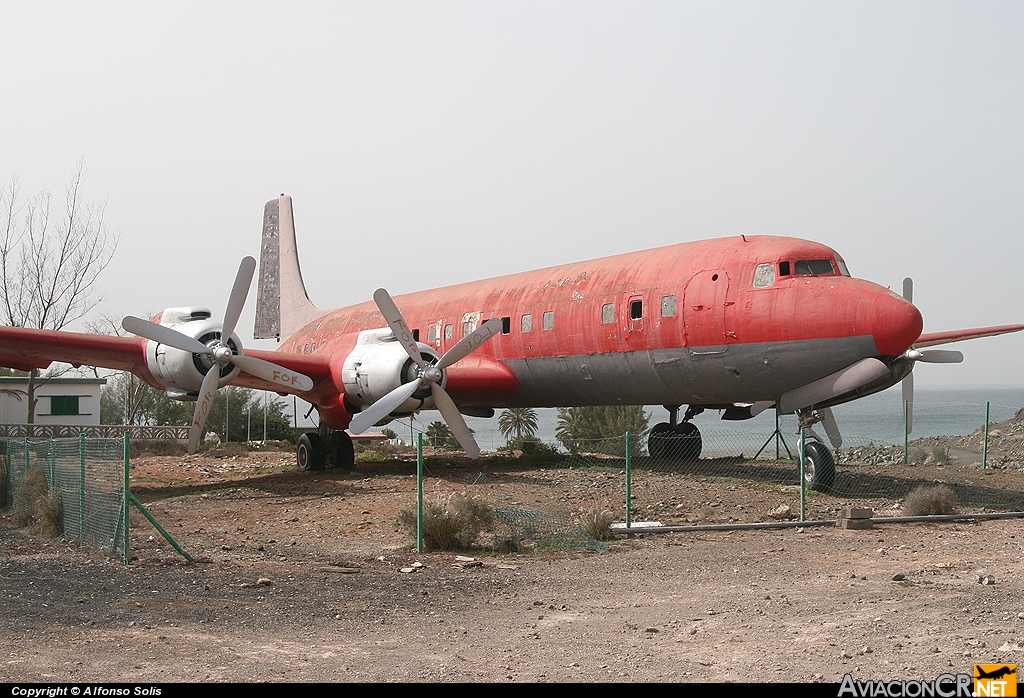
[296,433,326,472]
[647,422,702,461]
[325,431,355,470]
[648,422,675,458]
[802,440,835,492]
[675,422,702,461]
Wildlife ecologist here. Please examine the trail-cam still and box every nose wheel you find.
[801,440,835,492]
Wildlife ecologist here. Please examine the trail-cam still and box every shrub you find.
[580,507,616,541]
[397,491,495,551]
[13,467,63,536]
[903,484,958,516]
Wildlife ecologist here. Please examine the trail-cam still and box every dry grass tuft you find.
[13,467,63,536]
[397,491,495,551]
[580,507,616,541]
[903,484,958,517]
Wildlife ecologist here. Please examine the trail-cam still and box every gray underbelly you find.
[506,336,877,407]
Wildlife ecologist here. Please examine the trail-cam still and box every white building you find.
[0,377,106,426]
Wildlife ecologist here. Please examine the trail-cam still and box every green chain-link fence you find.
[3,436,130,562]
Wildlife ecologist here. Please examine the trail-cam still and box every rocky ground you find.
[4,442,1024,684]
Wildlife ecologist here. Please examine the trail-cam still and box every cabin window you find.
[794,259,835,276]
[601,303,614,324]
[630,299,643,320]
[49,395,80,416]
[543,311,554,330]
[427,324,438,343]
[661,295,676,317]
[444,324,454,341]
[779,261,791,276]
[753,263,775,288]
[521,314,532,332]
[501,317,511,334]
[412,329,419,342]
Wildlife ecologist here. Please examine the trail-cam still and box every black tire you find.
[674,422,702,461]
[802,440,835,492]
[647,422,702,461]
[647,422,675,458]
[325,431,355,470]
[296,433,326,472]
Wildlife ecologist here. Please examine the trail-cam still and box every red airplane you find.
[1,194,1020,490]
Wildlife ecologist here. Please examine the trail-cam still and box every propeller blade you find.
[188,365,221,453]
[916,349,964,364]
[231,354,314,392]
[221,256,257,341]
[122,316,212,355]
[902,277,913,303]
[430,383,480,459]
[902,371,914,435]
[373,288,424,367]
[819,407,843,449]
[436,318,503,371]
[348,378,423,435]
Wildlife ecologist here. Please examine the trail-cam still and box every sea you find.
[385,385,1024,453]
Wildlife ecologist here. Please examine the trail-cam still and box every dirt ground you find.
[3,447,1024,684]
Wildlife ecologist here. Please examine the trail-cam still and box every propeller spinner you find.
[347,288,501,458]
[122,256,314,453]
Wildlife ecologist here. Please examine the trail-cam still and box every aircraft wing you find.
[231,348,335,394]
[0,326,150,375]
[915,324,1024,348]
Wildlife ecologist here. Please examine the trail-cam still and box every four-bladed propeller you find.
[347,288,502,458]
[900,278,963,433]
[122,256,314,453]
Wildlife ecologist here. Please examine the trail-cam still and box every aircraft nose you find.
[872,292,923,356]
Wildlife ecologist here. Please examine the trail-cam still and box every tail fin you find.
[254,195,325,341]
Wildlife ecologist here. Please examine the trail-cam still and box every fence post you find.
[799,428,806,522]
[48,437,56,488]
[416,432,423,554]
[625,432,632,529]
[983,401,990,469]
[79,433,86,543]
[123,432,130,565]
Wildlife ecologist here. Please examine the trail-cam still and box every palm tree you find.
[425,421,452,449]
[498,407,539,443]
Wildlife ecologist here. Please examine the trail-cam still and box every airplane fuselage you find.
[271,235,922,430]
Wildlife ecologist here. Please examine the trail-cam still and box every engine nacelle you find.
[144,306,242,398]
[342,328,443,419]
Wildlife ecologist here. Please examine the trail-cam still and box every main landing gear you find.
[296,427,355,472]
[648,405,703,460]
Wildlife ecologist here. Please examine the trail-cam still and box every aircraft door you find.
[683,269,732,350]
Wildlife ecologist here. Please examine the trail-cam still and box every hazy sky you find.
[2,2,1022,387]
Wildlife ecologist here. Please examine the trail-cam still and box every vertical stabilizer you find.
[254,195,324,341]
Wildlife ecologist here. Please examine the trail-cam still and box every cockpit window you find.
[835,256,850,277]
[794,259,836,276]
[753,263,775,288]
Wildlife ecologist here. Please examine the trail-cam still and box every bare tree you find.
[0,159,119,423]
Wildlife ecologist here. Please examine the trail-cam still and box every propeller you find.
[899,278,964,434]
[347,288,502,458]
[122,256,314,453]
